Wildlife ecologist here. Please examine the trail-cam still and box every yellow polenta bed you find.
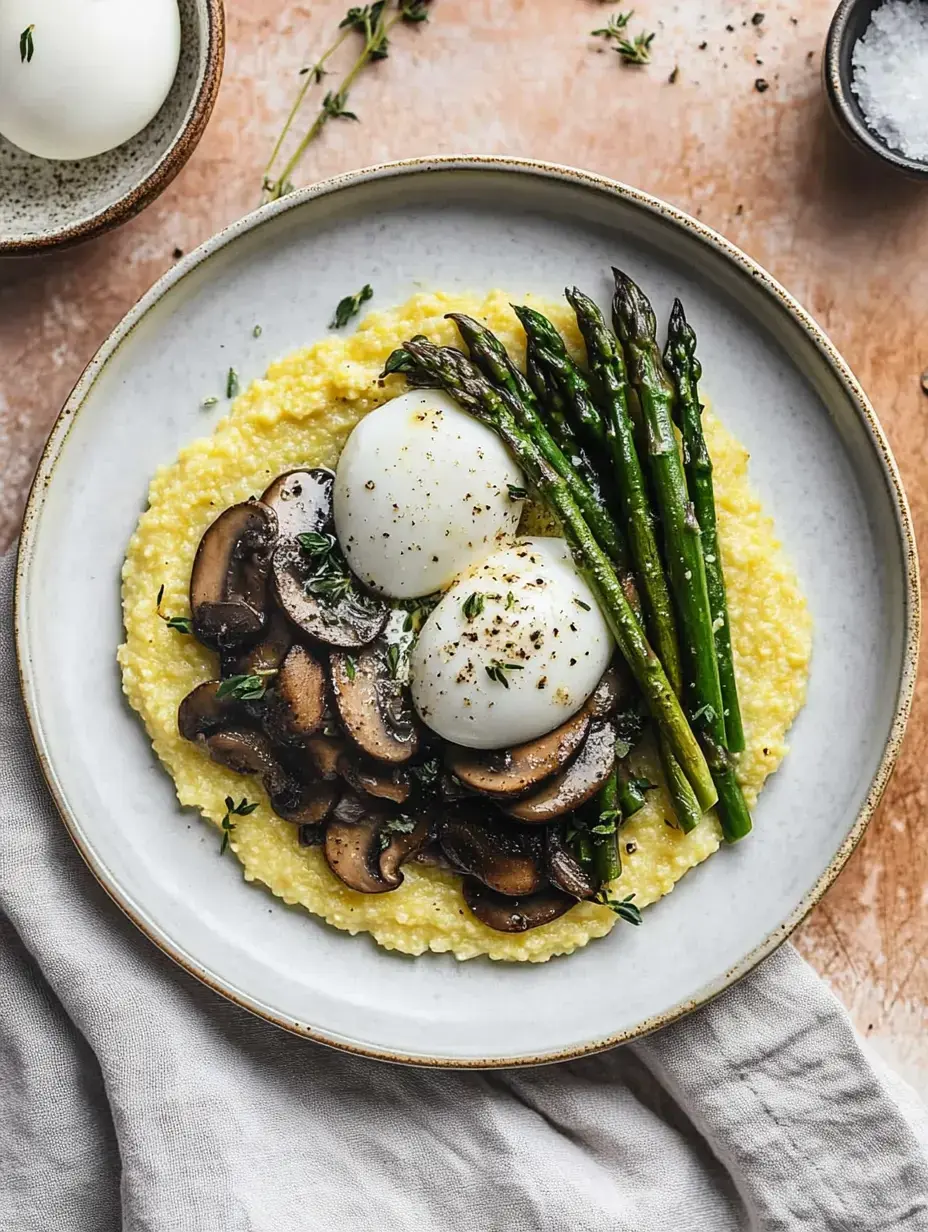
[119,290,811,962]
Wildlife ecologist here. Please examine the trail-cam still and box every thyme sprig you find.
[596,891,643,925]
[156,584,193,634]
[485,660,524,688]
[216,670,278,701]
[20,24,35,63]
[330,284,373,328]
[591,11,655,65]
[220,795,258,855]
[262,2,432,203]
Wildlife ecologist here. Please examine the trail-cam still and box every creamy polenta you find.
[118,291,812,962]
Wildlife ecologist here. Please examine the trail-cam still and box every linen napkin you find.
[1,547,926,1232]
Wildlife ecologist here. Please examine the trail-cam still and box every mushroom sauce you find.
[119,291,811,962]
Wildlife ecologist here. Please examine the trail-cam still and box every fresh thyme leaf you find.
[19,24,34,63]
[330,284,373,328]
[400,592,440,633]
[377,813,417,850]
[219,795,259,855]
[485,660,524,688]
[306,566,352,603]
[400,0,430,21]
[591,815,619,834]
[298,531,335,558]
[252,324,262,337]
[345,655,357,681]
[616,30,654,64]
[385,642,401,679]
[322,90,359,120]
[591,11,631,38]
[156,587,193,635]
[410,756,441,791]
[507,483,528,501]
[505,591,516,610]
[226,368,240,398]
[462,592,485,622]
[201,395,219,408]
[216,672,277,701]
[573,597,592,611]
[382,347,418,376]
[596,891,643,925]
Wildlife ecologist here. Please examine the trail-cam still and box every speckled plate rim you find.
[14,156,921,1067]
[0,0,225,255]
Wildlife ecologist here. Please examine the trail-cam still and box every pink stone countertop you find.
[1,0,926,1091]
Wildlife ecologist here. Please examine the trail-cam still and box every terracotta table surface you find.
[1,0,926,1089]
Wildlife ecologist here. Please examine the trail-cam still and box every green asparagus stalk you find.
[664,299,745,753]
[612,270,750,841]
[657,734,702,833]
[395,337,718,812]
[593,768,622,883]
[523,292,683,699]
[525,349,604,497]
[445,313,631,582]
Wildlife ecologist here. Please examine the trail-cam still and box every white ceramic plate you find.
[15,158,919,1066]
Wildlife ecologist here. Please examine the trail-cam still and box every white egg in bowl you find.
[0,0,223,253]
[333,389,526,599]
[410,536,614,749]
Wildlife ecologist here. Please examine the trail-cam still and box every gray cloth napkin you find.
[1,548,926,1232]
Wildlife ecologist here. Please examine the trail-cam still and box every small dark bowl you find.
[824,0,928,181]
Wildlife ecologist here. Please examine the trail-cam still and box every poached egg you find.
[333,389,525,600]
[409,536,614,749]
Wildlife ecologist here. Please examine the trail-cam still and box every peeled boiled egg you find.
[410,536,614,749]
[333,389,526,600]
[0,0,180,161]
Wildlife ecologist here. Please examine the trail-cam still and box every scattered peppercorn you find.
[751,12,765,25]
[755,77,769,92]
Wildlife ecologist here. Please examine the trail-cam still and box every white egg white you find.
[333,389,525,600]
[0,0,180,161]
[410,536,614,749]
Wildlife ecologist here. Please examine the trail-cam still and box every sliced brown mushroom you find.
[438,812,545,897]
[330,643,420,765]
[262,644,326,745]
[204,727,281,780]
[221,609,293,678]
[337,754,411,804]
[305,734,347,780]
[190,501,278,649]
[545,826,597,900]
[271,779,339,825]
[505,719,617,823]
[462,880,575,932]
[273,539,388,649]
[378,816,433,885]
[298,823,326,847]
[178,681,245,742]
[413,842,457,871]
[332,789,374,826]
[324,813,432,894]
[203,728,336,825]
[588,663,630,718]
[445,707,592,799]
[261,468,334,539]
[325,818,390,893]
